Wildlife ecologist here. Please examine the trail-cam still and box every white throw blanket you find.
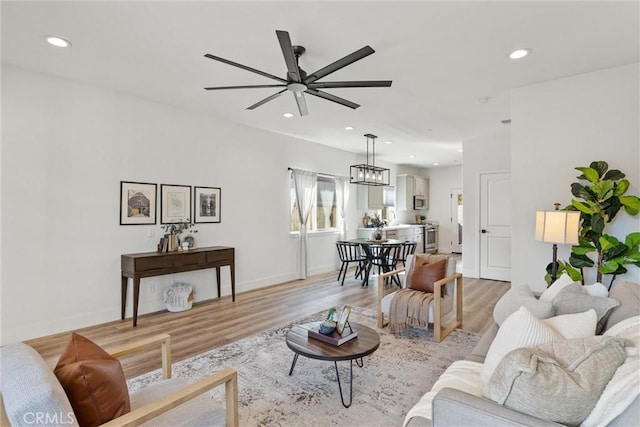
[580,315,640,427]
[403,360,483,426]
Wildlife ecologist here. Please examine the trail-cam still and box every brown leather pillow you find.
[54,333,130,427]
[407,258,447,293]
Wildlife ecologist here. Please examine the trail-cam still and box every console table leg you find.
[230,263,236,302]
[215,267,221,298]
[334,360,354,408]
[288,353,299,376]
[132,278,140,327]
[121,277,128,320]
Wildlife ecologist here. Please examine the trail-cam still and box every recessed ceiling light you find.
[384,140,393,145]
[46,36,71,48]
[282,112,294,118]
[409,154,415,159]
[508,48,531,60]
[476,96,491,104]
[345,126,354,131]
[427,129,433,132]
[458,149,463,153]
[433,162,439,166]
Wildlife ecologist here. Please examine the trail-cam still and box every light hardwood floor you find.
[26,269,509,378]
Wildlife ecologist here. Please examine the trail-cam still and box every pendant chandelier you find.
[349,133,390,186]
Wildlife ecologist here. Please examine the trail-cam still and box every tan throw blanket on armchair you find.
[389,288,434,333]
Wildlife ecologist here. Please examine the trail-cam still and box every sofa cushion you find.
[539,272,576,302]
[0,342,79,426]
[492,285,554,326]
[480,306,596,386]
[54,333,130,427]
[552,283,620,333]
[483,336,627,426]
[604,281,640,330]
[406,258,447,293]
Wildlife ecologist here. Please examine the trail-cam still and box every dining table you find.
[348,238,403,286]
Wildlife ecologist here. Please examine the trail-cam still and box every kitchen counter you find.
[357,224,426,253]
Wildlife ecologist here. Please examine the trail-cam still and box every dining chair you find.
[396,241,417,268]
[335,241,367,286]
[362,243,403,287]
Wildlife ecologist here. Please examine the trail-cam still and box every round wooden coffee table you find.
[285,321,380,408]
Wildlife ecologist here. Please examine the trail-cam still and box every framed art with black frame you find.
[160,184,192,224]
[120,181,157,225]
[194,186,221,223]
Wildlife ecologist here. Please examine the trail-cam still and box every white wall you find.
[423,166,462,253]
[511,63,640,292]
[0,65,367,344]
[461,130,511,278]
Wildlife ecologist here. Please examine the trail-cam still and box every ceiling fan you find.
[204,30,392,116]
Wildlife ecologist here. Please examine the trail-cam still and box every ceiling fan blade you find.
[293,91,309,116]
[305,89,360,109]
[246,89,287,110]
[308,80,393,89]
[204,84,287,90]
[204,53,287,83]
[304,46,375,85]
[276,30,302,83]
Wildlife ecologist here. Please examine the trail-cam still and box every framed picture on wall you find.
[120,181,157,225]
[194,186,221,223]
[161,184,192,224]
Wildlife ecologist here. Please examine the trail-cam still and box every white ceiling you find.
[2,1,638,168]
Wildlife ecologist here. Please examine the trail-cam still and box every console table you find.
[121,246,235,327]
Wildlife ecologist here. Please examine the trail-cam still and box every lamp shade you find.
[535,210,580,244]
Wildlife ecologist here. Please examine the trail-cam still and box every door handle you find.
[481,229,489,233]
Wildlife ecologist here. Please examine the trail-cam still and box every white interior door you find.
[479,172,511,281]
[450,188,463,254]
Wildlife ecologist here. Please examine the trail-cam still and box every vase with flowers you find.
[369,213,387,241]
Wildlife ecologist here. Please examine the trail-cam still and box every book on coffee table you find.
[308,324,358,346]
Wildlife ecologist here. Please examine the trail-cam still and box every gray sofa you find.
[423,281,640,427]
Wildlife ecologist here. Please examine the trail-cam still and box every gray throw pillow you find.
[552,283,620,333]
[493,285,554,326]
[604,281,640,330]
[483,336,627,426]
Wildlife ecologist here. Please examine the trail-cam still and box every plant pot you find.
[371,228,383,241]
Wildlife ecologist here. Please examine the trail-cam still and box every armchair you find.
[0,333,238,427]
[377,254,463,342]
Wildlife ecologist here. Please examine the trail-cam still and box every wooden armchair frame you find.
[102,333,238,427]
[377,268,463,342]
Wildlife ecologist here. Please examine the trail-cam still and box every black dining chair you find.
[396,241,418,268]
[335,241,367,286]
[362,243,403,287]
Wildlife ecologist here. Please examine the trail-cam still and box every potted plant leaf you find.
[556,161,640,289]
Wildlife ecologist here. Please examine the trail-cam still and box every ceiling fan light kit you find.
[350,133,390,186]
[204,30,392,116]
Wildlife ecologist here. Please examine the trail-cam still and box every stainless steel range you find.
[424,223,438,253]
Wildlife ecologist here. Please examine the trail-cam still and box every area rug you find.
[128,306,480,426]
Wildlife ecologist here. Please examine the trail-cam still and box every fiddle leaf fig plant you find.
[561,161,640,288]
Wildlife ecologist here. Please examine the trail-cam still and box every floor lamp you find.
[535,203,581,283]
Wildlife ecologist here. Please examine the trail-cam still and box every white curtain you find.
[335,176,350,241]
[292,168,317,279]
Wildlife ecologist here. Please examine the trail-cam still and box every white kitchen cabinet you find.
[396,174,415,210]
[415,177,427,197]
[358,185,395,209]
[396,174,428,210]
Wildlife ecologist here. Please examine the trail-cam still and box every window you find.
[290,175,337,232]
